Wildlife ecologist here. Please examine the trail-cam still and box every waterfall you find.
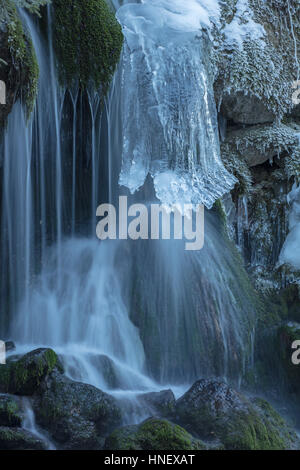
[22,398,56,450]
[0,1,258,407]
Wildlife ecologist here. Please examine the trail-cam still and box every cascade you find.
[1,2,257,410]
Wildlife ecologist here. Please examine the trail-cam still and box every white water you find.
[22,398,55,450]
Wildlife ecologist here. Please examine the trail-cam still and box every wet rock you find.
[0,426,46,450]
[105,418,207,450]
[33,370,122,450]
[5,341,16,352]
[137,390,176,418]
[175,379,299,450]
[0,348,61,395]
[0,394,22,427]
[221,92,275,125]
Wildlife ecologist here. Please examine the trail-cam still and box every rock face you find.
[33,370,122,450]
[105,418,207,451]
[221,92,275,126]
[175,379,299,450]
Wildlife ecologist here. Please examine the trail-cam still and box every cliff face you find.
[207,0,300,292]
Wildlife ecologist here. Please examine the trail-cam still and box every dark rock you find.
[0,348,61,395]
[105,418,207,450]
[175,379,299,450]
[221,92,276,125]
[5,341,16,352]
[0,426,46,450]
[137,390,176,418]
[0,394,22,427]
[33,370,122,450]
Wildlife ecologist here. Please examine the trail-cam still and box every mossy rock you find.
[0,394,22,426]
[175,379,299,450]
[0,425,45,449]
[0,0,39,124]
[0,348,61,395]
[105,418,207,451]
[33,370,122,449]
[52,0,123,94]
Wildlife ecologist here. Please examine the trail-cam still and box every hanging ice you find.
[116,0,237,208]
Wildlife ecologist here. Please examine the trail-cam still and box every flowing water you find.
[0,2,257,427]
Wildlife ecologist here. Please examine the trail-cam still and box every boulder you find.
[137,390,176,418]
[0,348,61,395]
[0,426,46,450]
[221,92,275,125]
[33,370,122,450]
[105,418,207,451]
[175,379,299,450]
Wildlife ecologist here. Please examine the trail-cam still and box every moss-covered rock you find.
[0,393,22,426]
[52,0,123,94]
[0,425,46,449]
[0,0,39,125]
[105,418,207,451]
[0,348,61,395]
[33,369,122,449]
[175,379,299,450]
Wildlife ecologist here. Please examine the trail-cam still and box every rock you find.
[137,390,176,418]
[0,348,61,395]
[33,370,122,450]
[0,426,46,450]
[222,123,299,167]
[5,341,16,352]
[0,2,39,127]
[277,324,300,397]
[105,418,207,451]
[221,92,275,125]
[175,379,299,450]
[0,394,22,427]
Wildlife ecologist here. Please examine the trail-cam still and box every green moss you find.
[1,0,39,117]
[106,419,207,451]
[0,348,60,395]
[52,0,123,94]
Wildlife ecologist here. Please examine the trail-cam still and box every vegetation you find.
[52,0,123,94]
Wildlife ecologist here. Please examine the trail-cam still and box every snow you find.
[223,0,266,50]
